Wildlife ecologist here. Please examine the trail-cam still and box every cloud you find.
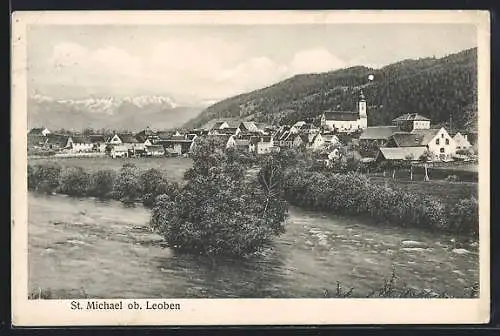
[288,48,346,75]
[41,42,350,101]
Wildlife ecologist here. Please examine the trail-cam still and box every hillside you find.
[28,95,204,132]
[184,48,478,132]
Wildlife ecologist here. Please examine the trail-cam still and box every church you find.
[320,91,368,133]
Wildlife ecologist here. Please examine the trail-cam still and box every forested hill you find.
[184,48,477,132]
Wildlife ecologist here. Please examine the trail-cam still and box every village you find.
[27,91,478,169]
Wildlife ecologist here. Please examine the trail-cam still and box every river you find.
[28,193,479,299]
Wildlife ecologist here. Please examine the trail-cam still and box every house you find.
[145,144,165,157]
[28,127,51,137]
[234,139,251,152]
[391,113,431,132]
[453,132,472,151]
[210,121,230,130]
[306,133,325,151]
[359,126,401,147]
[293,121,306,129]
[210,127,240,136]
[321,133,340,147]
[44,134,72,151]
[158,134,196,156]
[292,134,305,148]
[298,123,320,134]
[375,147,428,162]
[88,135,107,152]
[70,136,93,153]
[238,121,259,133]
[250,136,275,154]
[386,127,456,161]
[135,127,160,144]
[320,91,368,132]
[110,145,129,158]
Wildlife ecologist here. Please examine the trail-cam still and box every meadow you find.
[28,156,193,183]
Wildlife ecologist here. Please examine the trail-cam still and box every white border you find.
[11,10,491,326]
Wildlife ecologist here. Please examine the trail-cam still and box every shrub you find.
[58,167,91,196]
[31,163,62,193]
[448,198,479,237]
[139,168,179,207]
[446,174,460,182]
[89,169,117,198]
[113,164,141,203]
[27,164,37,190]
[282,169,449,233]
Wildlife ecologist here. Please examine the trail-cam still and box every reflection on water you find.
[28,193,479,299]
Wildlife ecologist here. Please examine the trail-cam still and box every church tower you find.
[358,90,368,129]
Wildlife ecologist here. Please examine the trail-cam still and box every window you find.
[440,148,445,153]
[441,133,444,138]
[436,138,440,145]
[445,139,450,145]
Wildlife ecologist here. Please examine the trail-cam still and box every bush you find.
[89,169,117,198]
[448,198,479,237]
[282,169,449,233]
[139,168,179,207]
[58,167,91,196]
[151,171,287,257]
[151,137,288,257]
[446,174,460,182]
[112,164,141,203]
[30,163,62,193]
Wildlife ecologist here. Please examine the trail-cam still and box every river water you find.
[28,193,479,299]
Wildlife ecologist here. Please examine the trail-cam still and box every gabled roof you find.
[360,126,400,140]
[377,147,428,161]
[323,111,359,121]
[410,128,441,145]
[28,128,49,136]
[71,136,92,144]
[46,134,71,146]
[215,127,239,135]
[117,133,139,143]
[390,133,425,147]
[239,122,259,132]
[88,135,106,143]
[392,113,430,122]
[211,121,228,130]
[299,123,318,131]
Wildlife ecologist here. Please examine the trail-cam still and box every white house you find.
[110,145,129,158]
[453,132,472,151]
[320,91,368,132]
[70,136,94,153]
[28,127,51,137]
[387,127,456,161]
[391,113,431,132]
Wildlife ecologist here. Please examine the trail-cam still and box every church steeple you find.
[358,90,367,129]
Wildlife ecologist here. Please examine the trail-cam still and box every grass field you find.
[28,156,193,183]
[368,176,477,208]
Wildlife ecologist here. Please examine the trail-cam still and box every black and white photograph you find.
[11,10,490,325]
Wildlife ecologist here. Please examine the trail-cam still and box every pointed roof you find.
[377,147,428,161]
[360,126,400,140]
[392,113,430,122]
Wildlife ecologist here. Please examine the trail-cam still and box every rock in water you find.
[452,248,470,255]
[401,240,426,248]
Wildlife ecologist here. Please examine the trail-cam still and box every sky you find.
[27,23,477,104]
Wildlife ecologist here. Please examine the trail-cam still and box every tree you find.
[419,150,433,181]
[150,137,288,257]
[113,163,141,203]
[403,154,415,180]
[89,169,116,198]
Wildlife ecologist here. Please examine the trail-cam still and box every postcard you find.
[11,10,490,326]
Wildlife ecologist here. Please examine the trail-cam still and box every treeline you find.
[27,163,179,207]
[282,168,478,238]
[185,48,477,132]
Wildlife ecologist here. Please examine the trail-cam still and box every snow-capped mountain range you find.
[28,94,205,131]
